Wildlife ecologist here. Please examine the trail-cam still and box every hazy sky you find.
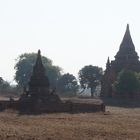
[0,0,140,83]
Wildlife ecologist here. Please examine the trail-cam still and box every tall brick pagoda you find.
[101,24,140,97]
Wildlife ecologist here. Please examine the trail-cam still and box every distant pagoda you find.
[101,24,140,97]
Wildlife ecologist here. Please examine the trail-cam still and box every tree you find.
[78,65,103,97]
[57,73,79,96]
[113,70,140,97]
[0,77,9,89]
[14,52,62,88]
[0,77,12,94]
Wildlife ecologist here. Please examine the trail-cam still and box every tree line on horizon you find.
[0,52,103,97]
[0,51,139,98]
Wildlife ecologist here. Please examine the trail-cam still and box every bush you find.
[113,70,140,96]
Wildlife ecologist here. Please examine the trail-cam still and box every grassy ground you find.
[0,106,139,140]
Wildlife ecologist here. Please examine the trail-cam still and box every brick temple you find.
[101,24,140,98]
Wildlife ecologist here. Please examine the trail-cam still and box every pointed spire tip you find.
[126,24,129,30]
[107,57,110,63]
[108,56,110,60]
[38,49,41,55]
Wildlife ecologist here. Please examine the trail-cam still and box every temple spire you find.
[29,50,50,88]
[120,24,135,49]
[126,24,129,30]
[35,50,43,66]
[107,57,110,64]
[115,24,139,60]
[106,57,110,70]
[124,24,130,39]
[32,49,45,76]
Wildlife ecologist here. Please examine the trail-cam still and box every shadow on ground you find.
[101,97,140,108]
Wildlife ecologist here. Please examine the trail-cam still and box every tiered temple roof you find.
[111,24,140,72]
[115,24,139,62]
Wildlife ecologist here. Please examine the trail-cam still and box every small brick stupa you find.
[19,50,61,111]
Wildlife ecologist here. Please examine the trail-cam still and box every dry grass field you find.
[0,106,139,140]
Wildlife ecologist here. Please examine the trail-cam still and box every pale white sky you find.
[0,0,140,83]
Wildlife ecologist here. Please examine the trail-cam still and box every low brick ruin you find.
[0,50,105,113]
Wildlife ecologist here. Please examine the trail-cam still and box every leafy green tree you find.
[113,70,140,97]
[14,53,62,88]
[57,73,79,96]
[78,65,103,97]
